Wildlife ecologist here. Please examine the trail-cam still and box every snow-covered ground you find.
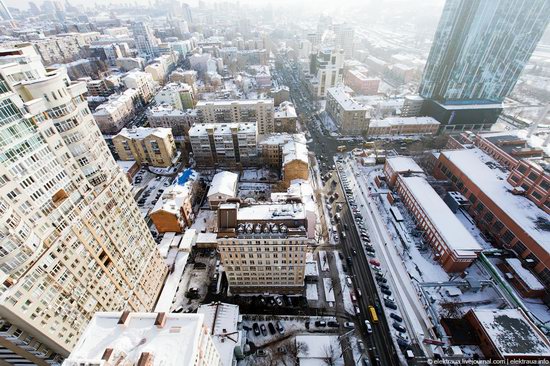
[240,168,279,181]
[333,251,356,315]
[237,182,272,202]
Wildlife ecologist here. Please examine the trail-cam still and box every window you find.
[502,230,514,245]
[528,172,538,181]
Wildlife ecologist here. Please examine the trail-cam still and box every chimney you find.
[137,352,154,366]
[117,311,131,327]
[154,312,167,329]
[101,348,114,362]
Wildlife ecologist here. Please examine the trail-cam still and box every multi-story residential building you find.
[148,105,199,137]
[84,79,113,97]
[258,133,309,187]
[87,44,124,66]
[131,22,160,59]
[274,101,297,133]
[0,45,166,364]
[270,86,290,106]
[113,127,177,167]
[325,86,371,134]
[189,123,257,167]
[145,54,177,84]
[122,70,157,103]
[115,57,145,72]
[401,95,424,117]
[433,148,550,289]
[395,175,482,272]
[217,202,309,294]
[419,0,550,131]
[155,82,195,110]
[344,68,379,95]
[367,116,440,137]
[333,24,354,59]
[196,99,274,135]
[150,170,199,233]
[170,69,198,85]
[93,89,141,134]
[64,311,222,366]
[309,48,344,97]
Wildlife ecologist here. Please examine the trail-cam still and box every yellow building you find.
[113,127,177,167]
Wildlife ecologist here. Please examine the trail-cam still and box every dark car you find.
[327,321,339,328]
[346,257,352,266]
[260,324,268,336]
[338,252,344,260]
[380,284,390,291]
[393,323,406,333]
[268,322,276,335]
[376,276,387,284]
[315,320,327,327]
[396,335,410,347]
[276,320,285,334]
[253,323,260,336]
[381,289,392,296]
[384,299,397,310]
[390,313,403,322]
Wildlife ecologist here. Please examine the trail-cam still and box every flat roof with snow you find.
[197,303,241,366]
[386,156,423,174]
[400,176,482,255]
[327,86,371,112]
[64,311,206,366]
[471,308,550,358]
[504,258,544,291]
[441,149,550,253]
[207,171,239,198]
[237,202,306,221]
[154,251,189,312]
[370,116,440,128]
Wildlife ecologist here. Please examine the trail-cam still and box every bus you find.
[368,305,379,324]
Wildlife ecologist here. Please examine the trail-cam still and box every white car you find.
[364,320,373,334]
[344,322,355,329]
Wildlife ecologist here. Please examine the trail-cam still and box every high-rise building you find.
[131,22,160,59]
[333,24,354,59]
[0,45,167,364]
[309,48,344,97]
[419,0,550,132]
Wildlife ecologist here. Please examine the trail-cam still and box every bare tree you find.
[322,342,339,366]
[286,340,309,365]
[441,298,463,319]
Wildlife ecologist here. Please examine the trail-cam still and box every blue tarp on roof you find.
[177,168,194,186]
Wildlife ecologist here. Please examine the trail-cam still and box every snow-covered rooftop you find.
[471,308,550,357]
[327,86,371,112]
[295,335,344,366]
[282,138,308,166]
[370,116,440,128]
[386,156,423,174]
[400,176,482,255]
[504,258,545,291]
[116,126,172,140]
[188,122,256,137]
[207,171,239,198]
[150,171,198,215]
[442,149,550,252]
[179,229,197,252]
[64,311,206,366]
[196,98,273,107]
[197,302,241,366]
[154,251,189,312]
[274,101,297,119]
[238,202,306,221]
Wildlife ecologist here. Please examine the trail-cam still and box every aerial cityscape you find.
[0,0,549,365]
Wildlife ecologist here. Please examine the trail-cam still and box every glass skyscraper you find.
[419,0,550,103]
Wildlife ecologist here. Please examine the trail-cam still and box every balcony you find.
[67,81,87,99]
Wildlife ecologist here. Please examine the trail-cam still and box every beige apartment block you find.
[0,45,167,365]
[113,127,177,167]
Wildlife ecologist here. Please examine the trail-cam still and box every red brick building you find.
[434,149,550,289]
[383,156,424,188]
[344,68,380,95]
[395,175,482,272]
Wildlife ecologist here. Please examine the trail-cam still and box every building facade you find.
[122,70,157,103]
[367,117,440,137]
[93,89,141,134]
[325,86,371,134]
[0,46,166,364]
[309,49,344,97]
[196,99,274,135]
[113,127,177,167]
[148,105,199,137]
[131,22,160,59]
[155,82,195,110]
[274,101,297,133]
[189,123,258,167]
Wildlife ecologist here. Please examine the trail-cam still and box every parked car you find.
[327,321,339,328]
[253,323,260,336]
[393,323,406,333]
[276,321,285,334]
[381,289,392,296]
[380,284,390,291]
[384,299,397,310]
[377,276,388,284]
[315,320,327,327]
[390,313,403,322]
[344,322,355,329]
[260,324,268,336]
[354,306,361,315]
[383,295,395,303]
[268,322,276,335]
[369,259,381,266]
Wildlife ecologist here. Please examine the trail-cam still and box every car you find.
[260,324,268,336]
[346,257,352,266]
[365,244,375,251]
[315,320,326,327]
[253,323,260,336]
[381,289,392,296]
[342,264,347,272]
[393,323,406,333]
[344,223,349,230]
[357,340,365,352]
[338,252,344,260]
[397,337,409,347]
[352,249,357,256]
[376,276,388,284]
[356,289,362,297]
[384,299,397,310]
[371,265,382,273]
[373,356,381,366]
[354,306,361,315]
[366,250,376,258]
[364,320,372,334]
[380,284,390,291]
[390,313,403,322]
[275,297,283,306]
[406,350,415,359]
[268,322,276,335]
[305,320,310,329]
[174,306,184,313]
[327,321,339,328]
[276,321,285,334]
[383,295,395,303]
[344,322,355,329]
[350,293,357,302]
[369,259,381,266]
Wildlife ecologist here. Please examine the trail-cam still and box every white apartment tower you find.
[0,45,167,365]
[131,22,159,60]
